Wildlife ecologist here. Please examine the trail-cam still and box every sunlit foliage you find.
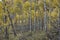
[0,0,59,40]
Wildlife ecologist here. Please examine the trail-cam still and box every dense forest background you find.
[0,0,60,40]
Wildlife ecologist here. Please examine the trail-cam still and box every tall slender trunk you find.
[2,0,17,36]
[7,9,17,36]
[28,0,32,32]
[5,27,9,40]
[44,0,47,31]
[2,0,9,39]
[34,0,37,32]
[19,2,23,33]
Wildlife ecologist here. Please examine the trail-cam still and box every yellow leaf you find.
[23,1,30,8]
